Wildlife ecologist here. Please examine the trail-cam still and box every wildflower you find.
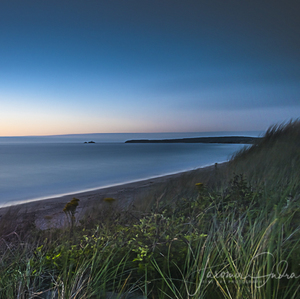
[104,197,116,203]
[63,198,80,229]
[63,198,80,216]
[195,183,205,192]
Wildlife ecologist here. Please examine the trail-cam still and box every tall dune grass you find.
[229,119,300,194]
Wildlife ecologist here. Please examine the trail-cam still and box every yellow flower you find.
[195,183,203,187]
[63,198,79,214]
[104,197,116,203]
[195,183,205,192]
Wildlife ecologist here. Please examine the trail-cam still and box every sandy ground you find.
[0,164,223,230]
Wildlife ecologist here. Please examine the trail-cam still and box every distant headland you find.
[125,136,260,144]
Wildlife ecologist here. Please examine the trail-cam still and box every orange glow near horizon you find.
[1,106,296,137]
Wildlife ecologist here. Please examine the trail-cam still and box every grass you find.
[0,119,300,298]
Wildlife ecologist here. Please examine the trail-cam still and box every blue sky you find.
[0,0,299,136]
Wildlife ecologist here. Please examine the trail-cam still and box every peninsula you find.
[125,136,260,144]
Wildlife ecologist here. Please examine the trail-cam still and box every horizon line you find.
[0,129,264,138]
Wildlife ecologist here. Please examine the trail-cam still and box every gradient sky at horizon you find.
[0,0,299,136]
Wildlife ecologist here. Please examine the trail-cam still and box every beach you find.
[0,163,222,230]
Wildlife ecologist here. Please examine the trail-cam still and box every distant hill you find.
[125,136,260,144]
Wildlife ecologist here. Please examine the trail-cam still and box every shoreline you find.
[0,161,225,209]
[0,162,225,230]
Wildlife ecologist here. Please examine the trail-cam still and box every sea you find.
[0,131,261,207]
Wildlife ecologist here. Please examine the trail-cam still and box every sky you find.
[0,0,299,136]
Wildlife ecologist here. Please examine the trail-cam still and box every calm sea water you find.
[0,132,261,206]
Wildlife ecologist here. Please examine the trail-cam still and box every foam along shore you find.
[0,163,224,230]
[125,136,260,144]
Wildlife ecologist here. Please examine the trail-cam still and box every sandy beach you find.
[0,163,223,230]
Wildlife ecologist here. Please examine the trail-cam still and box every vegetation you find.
[63,198,80,230]
[0,119,300,298]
